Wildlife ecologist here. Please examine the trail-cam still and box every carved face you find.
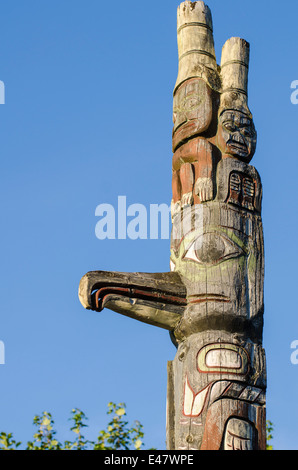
[170,203,264,342]
[172,78,213,151]
[170,328,266,450]
[217,110,257,162]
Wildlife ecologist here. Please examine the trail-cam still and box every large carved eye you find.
[223,121,237,132]
[184,96,201,111]
[242,127,252,137]
[183,232,245,265]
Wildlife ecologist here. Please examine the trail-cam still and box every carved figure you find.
[79,1,266,450]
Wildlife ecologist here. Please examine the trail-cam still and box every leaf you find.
[0,403,149,450]
[42,416,51,425]
[134,439,142,450]
[115,408,125,417]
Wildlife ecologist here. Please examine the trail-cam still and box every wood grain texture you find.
[169,1,265,450]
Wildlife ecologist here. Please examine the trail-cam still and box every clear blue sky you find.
[0,0,297,450]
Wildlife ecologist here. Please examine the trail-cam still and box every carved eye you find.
[185,97,201,111]
[223,122,236,132]
[183,232,245,266]
[242,127,252,137]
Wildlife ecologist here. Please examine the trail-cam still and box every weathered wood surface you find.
[167,330,266,450]
[168,200,265,449]
[79,271,186,309]
[78,0,266,450]
[79,271,187,331]
[167,0,266,450]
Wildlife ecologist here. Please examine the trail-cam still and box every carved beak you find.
[78,271,187,331]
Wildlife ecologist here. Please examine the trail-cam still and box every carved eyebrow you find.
[241,119,251,126]
[183,89,201,99]
[222,118,235,126]
[221,113,234,122]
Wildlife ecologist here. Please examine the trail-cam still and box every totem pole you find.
[79,1,266,450]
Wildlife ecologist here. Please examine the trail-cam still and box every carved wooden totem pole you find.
[79,1,266,450]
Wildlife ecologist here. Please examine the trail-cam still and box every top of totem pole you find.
[174,1,219,93]
[175,1,253,119]
[220,37,252,118]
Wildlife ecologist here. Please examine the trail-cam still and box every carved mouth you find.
[79,271,186,308]
[78,271,187,331]
[227,142,248,154]
[172,121,205,151]
[93,285,186,312]
[173,118,188,135]
[188,294,230,304]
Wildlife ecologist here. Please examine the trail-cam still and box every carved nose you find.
[232,132,245,145]
[173,113,187,132]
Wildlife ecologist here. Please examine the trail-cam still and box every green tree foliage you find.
[0,403,144,451]
[0,405,274,451]
[266,420,274,450]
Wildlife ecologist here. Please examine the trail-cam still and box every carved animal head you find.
[170,200,264,343]
[172,78,217,152]
[216,110,257,162]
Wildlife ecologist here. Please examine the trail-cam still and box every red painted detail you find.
[93,286,187,311]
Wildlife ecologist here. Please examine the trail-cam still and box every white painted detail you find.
[205,348,241,369]
[192,387,209,416]
[183,378,194,416]
[183,378,210,417]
